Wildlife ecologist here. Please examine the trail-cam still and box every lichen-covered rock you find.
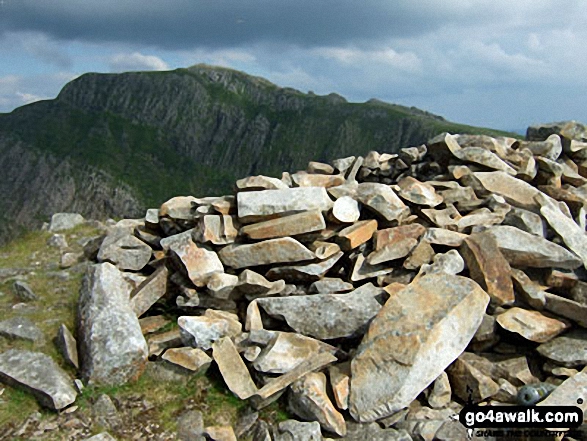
[77,263,148,385]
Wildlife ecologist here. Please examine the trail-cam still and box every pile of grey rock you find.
[3,121,587,440]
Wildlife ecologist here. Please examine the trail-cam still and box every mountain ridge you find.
[0,64,517,244]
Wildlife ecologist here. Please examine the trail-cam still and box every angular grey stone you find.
[237,187,333,223]
[0,349,77,410]
[56,324,79,369]
[82,433,117,441]
[349,274,489,422]
[12,280,38,302]
[97,230,152,271]
[257,283,384,339]
[418,250,464,277]
[537,330,587,368]
[236,269,285,299]
[78,263,148,385]
[177,410,205,441]
[544,292,587,327]
[275,420,323,441]
[178,310,241,350]
[49,213,85,232]
[485,226,582,269]
[356,183,409,222]
[47,233,68,249]
[309,278,354,294]
[159,196,197,220]
[0,316,44,343]
[236,175,289,191]
[92,393,121,431]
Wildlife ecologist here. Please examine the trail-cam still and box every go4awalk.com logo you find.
[459,405,583,429]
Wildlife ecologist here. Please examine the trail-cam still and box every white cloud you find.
[313,46,422,72]
[108,52,169,72]
[2,32,72,68]
[16,92,50,105]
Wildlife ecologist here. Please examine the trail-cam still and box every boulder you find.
[349,274,489,422]
[213,337,258,400]
[49,212,85,232]
[12,280,38,302]
[162,347,212,374]
[0,349,77,410]
[166,232,224,286]
[0,316,44,343]
[77,263,148,385]
[257,283,384,340]
[337,220,378,251]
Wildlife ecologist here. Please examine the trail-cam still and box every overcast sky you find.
[1,0,586,131]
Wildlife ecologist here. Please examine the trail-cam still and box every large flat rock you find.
[256,283,384,340]
[349,274,489,422]
[77,263,148,386]
[237,187,333,223]
[218,237,315,269]
[240,210,326,239]
[0,349,77,410]
[484,226,582,269]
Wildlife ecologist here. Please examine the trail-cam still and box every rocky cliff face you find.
[0,64,514,244]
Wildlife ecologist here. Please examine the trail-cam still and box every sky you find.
[0,1,586,132]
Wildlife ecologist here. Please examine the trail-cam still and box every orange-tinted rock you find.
[460,233,514,306]
[218,237,315,269]
[496,308,569,343]
[367,224,425,265]
[398,176,443,207]
[337,219,377,251]
[240,210,325,240]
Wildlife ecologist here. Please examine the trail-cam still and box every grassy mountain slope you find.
[0,64,517,244]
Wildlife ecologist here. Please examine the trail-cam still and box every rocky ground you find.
[2,121,587,440]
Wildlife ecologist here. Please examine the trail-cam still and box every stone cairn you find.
[3,121,587,440]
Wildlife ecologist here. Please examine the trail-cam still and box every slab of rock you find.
[403,239,435,270]
[206,272,239,299]
[130,266,169,317]
[350,254,394,281]
[537,330,587,368]
[77,263,148,385]
[289,372,346,436]
[0,349,77,410]
[265,251,343,283]
[398,176,443,207]
[236,175,289,191]
[367,224,425,265]
[252,332,337,374]
[257,283,384,340]
[237,187,333,223]
[204,425,238,441]
[97,230,152,271]
[460,233,514,306]
[218,238,315,269]
[253,351,337,400]
[292,172,344,188]
[503,207,546,237]
[453,146,517,174]
[240,210,326,240]
[329,362,350,411]
[423,228,467,247]
[537,193,587,268]
[356,183,409,222]
[474,171,543,210]
[178,311,241,350]
[0,316,44,343]
[212,337,257,400]
[496,307,569,343]
[349,274,490,422]
[167,233,224,287]
[56,324,79,369]
[49,212,85,232]
[162,347,212,374]
[544,292,587,327]
[12,280,38,302]
[337,219,378,251]
[485,225,582,269]
[332,196,360,223]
